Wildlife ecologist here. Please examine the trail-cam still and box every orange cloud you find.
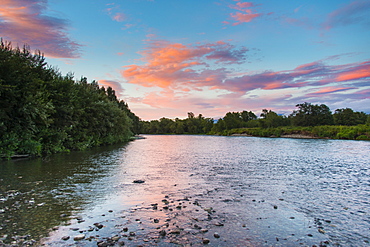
[308,87,354,95]
[231,12,262,25]
[121,40,248,89]
[226,1,262,25]
[336,62,370,81]
[0,0,81,58]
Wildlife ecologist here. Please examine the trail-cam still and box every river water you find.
[0,135,369,246]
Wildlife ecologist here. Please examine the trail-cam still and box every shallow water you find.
[0,135,369,246]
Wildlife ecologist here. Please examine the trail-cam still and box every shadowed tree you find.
[333,108,367,125]
[290,102,333,126]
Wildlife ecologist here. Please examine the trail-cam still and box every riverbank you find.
[224,125,370,140]
[231,133,318,139]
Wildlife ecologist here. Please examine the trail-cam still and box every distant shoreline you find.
[230,133,319,139]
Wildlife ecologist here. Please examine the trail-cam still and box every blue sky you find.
[1,0,369,120]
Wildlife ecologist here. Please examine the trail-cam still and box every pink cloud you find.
[0,0,81,58]
[231,12,262,25]
[98,80,125,98]
[306,86,355,96]
[226,1,262,25]
[236,2,254,9]
[105,3,128,23]
[335,61,370,81]
[113,13,126,22]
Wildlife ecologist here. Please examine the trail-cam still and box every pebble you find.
[112,236,121,241]
[61,236,70,241]
[94,223,104,229]
[73,234,85,241]
[159,230,166,236]
[202,238,210,244]
[133,180,145,183]
[170,229,181,234]
[214,232,220,238]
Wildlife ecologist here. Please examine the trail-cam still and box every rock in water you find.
[203,238,210,244]
[159,230,166,236]
[73,234,85,241]
[133,180,145,184]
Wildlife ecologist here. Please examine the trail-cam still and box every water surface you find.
[0,135,369,246]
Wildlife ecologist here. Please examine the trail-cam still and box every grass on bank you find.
[221,125,370,140]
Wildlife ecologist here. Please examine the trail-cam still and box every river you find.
[0,135,369,246]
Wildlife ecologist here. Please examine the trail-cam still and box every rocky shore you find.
[36,188,332,247]
[40,194,234,247]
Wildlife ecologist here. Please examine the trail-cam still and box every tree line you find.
[0,39,139,158]
[140,102,370,137]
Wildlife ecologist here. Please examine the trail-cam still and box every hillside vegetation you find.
[0,40,139,159]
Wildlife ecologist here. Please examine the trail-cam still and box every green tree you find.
[333,108,367,125]
[290,102,334,126]
[241,110,257,122]
[0,39,136,158]
[259,109,286,128]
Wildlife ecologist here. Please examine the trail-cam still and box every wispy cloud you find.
[224,1,262,26]
[284,1,370,31]
[218,60,370,93]
[98,80,125,98]
[323,0,370,30]
[105,3,127,22]
[0,0,81,58]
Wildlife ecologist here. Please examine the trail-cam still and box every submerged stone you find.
[73,234,85,241]
[133,180,145,184]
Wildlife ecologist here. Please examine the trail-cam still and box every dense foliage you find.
[140,112,214,134]
[0,40,139,158]
[227,125,370,140]
[141,103,370,140]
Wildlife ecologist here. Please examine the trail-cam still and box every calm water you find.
[0,135,369,246]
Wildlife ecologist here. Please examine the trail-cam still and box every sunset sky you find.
[1,0,369,120]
